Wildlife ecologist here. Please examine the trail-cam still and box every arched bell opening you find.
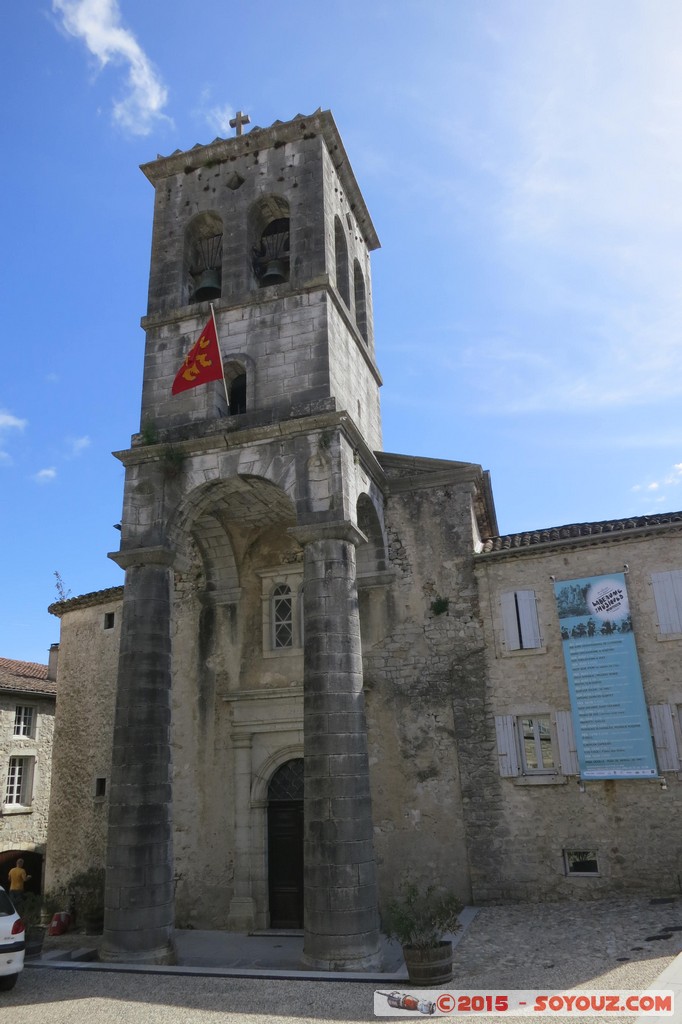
[250,196,290,287]
[334,217,350,307]
[184,212,224,305]
[267,758,304,929]
[353,259,368,344]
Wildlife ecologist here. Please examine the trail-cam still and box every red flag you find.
[172,315,224,395]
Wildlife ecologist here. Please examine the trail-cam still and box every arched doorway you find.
[0,850,43,895]
[267,758,303,929]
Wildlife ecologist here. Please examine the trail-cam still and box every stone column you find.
[291,523,381,971]
[100,547,175,964]
[227,733,257,931]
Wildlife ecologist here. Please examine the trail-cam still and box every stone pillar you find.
[227,733,257,931]
[100,547,175,964]
[291,523,381,971]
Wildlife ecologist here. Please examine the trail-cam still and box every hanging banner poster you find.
[553,573,658,780]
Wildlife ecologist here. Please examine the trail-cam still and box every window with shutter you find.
[501,590,543,651]
[555,710,579,775]
[4,756,35,807]
[652,571,682,635]
[649,704,680,772]
[495,713,566,781]
[494,716,520,777]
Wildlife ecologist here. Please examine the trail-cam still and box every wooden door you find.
[267,800,303,928]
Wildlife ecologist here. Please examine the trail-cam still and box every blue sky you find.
[3,0,682,663]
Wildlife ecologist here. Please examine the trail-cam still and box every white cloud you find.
[389,3,682,416]
[67,435,91,457]
[204,102,236,138]
[0,411,27,431]
[33,468,57,484]
[630,461,682,504]
[52,0,170,135]
[0,409,26,465]
[486,4,682,412]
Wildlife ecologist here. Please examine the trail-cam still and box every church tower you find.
[103,110,388,969]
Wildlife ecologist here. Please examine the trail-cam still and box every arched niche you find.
[184,212,224,305]
[353,259,368,343]
[356,493,387,575]
[334,217,350,307]
[250,196,290,287]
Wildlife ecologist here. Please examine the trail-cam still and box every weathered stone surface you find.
[101,563,175,963]
[301,533,380,969]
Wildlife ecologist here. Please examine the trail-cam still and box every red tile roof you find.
[480,511,682,554]
[0,658,56,696]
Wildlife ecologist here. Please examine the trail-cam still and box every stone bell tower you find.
[103,110,388,969]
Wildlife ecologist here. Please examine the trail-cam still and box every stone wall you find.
[0,693,55,857]
[475,528,682,901]
[45,595,121,891]
[362,461,491,910]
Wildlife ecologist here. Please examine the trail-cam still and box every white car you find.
[0,888,24,990]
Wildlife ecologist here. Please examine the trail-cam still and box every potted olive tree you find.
[69,868,105,935]
[383,882,462,986]
[19,893,47,958]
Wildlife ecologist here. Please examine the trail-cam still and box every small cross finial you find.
[229,111,250,136]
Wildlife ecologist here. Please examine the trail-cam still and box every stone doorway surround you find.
[224,687,303,933]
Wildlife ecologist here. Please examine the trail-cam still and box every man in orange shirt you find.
[7,858,30,911]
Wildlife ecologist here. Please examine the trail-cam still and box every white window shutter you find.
[25,757,35,806]
[500,592,521,651]
[652,571,682,634]
[516,589,542,649]
[649,704,680,772]
[555,711,579,775]
[495,715,520,777]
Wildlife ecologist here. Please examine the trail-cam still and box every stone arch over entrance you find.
[166,473,306,933]
[169,473,298,555]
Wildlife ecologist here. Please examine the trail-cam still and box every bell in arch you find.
[193,233,223,303]
[260,259,288,285]
[194,267,221,301]
[255,217,290,286]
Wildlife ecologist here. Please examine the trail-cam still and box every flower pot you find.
[402,940,453,987]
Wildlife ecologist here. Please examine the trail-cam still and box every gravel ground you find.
[4,896,678,1024]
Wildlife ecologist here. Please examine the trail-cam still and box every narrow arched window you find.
[229,373,246,414]
[334,218,350,307]
[271,584,293,649]
[353,260,368,343]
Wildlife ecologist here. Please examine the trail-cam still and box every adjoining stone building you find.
[46,110,682,967]
[0,655,57,891]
